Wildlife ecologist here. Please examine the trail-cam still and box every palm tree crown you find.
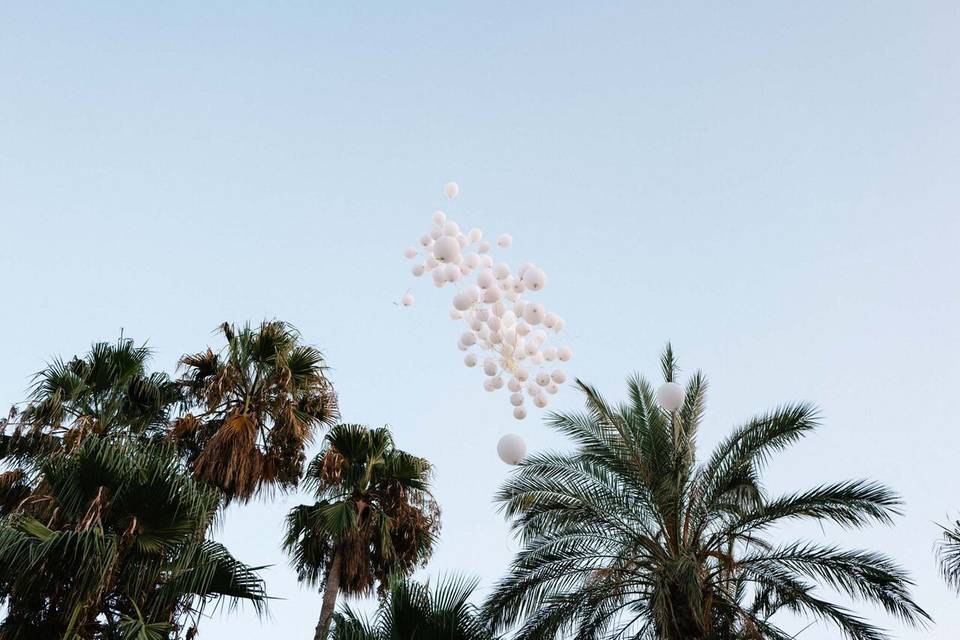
[283,424,441,640]
[331,574,493,640]
[174,320,339,502]
[483,347,929,640]
[0,436,266,639]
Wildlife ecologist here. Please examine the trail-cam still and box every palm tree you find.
[1,337,179,460]
[483,346,929,640]
[174,320,339,502]
[331,574,493,640]
[936,520,960,594]
[0,435,266,639]
[283,424,441,640]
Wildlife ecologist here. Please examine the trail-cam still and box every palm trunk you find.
[314,546,343,640]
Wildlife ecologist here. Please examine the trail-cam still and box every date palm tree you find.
[331,574,493,640]
[936,520,960,594]
[0,436,266,639]
[283,424,441,640]
[174,321,338,502]
[483,347,929,640]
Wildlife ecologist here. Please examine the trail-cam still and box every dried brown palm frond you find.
[173,321,338,502]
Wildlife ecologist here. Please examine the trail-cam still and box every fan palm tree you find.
[936,520,960,594]
[0,435,266,639]
[1,337,179,460]
[483,346,929,640]
[331,574,493,640]
[174,320,339,502]
[283,424,441,640]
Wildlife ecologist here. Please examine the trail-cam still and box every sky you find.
[1,2,959,638]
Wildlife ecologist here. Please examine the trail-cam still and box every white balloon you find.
[543,312,558,329]
[444,263,461,282]
[480,255,494,268]
[483,378,495,392]
[401,293,414,307]
[525,341,539,356]
[404,247,417,259]
[433,236,461,263]
[508,378,522,392]
[497,433,526,463]
[457,234,468,249]
[531,329,548,345]
[489,330,502,345]
[505,289,519,302]
[531,352,545,365]
[516,367,529,382]
[476,269,495,289]
[543,346,557,361]
[512,279,526,293]
[534,395,548,408]
[522,267,547,291]
[558,346,573,361]
[536,371,551,386]
[553,317,565,332]
[450,308,463,320]
[469,316,483,331]
[483,358,498,376]
[432,269,446,286]
[515,321,530,336]
[551,369,567,384]
[487,316,502,331]
[432,210,446,225]
[443,182,460,198]
[468,228,482,242]
[491,301,506,318]
[475,308,489,321]
[497,233,513,248]
[425,256,438,269]
[430,227,442,239]
[443,220,460,236]
[523,303,546,325]
[482,287,501,303]
[420,234,433,247]
[412,264,425,277]
[512,406,527,420]
[464,253,480,268]
[453,293,472,311]
[495,263,510,279]
[460,332,477,346]
[478,241,492,254]
[464,284,481,302]
[501,310,517,328]
[464,353,477,367]
[502,329,517,346]
[518,262,534,276]
[546,382,559,395]
[656,382,686,412]
[491,375,504,389]
[526,381,540,395]
[510,392,524,406]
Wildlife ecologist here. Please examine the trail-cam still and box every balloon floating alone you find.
[497,433,527,465]
[656,381,685,412]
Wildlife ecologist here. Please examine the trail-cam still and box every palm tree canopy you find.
[936,520,960,593]
[283,424,441,597]
[483,347,929,640]
[331,574,493,640]
[0,436,266,639]
[2,338,179,461]
[174,320,339,502]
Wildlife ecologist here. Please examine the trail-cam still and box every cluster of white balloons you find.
[403,182,573,423]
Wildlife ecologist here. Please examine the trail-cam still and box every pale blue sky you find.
[1,2,958,638]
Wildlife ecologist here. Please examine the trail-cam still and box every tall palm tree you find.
[0,435,266,639]
[174,320,339,502]
[331,574,493,640]
[1,337,179,459]
[483,347,929,640]
[283,424,441,640]
[936,520,960,594]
